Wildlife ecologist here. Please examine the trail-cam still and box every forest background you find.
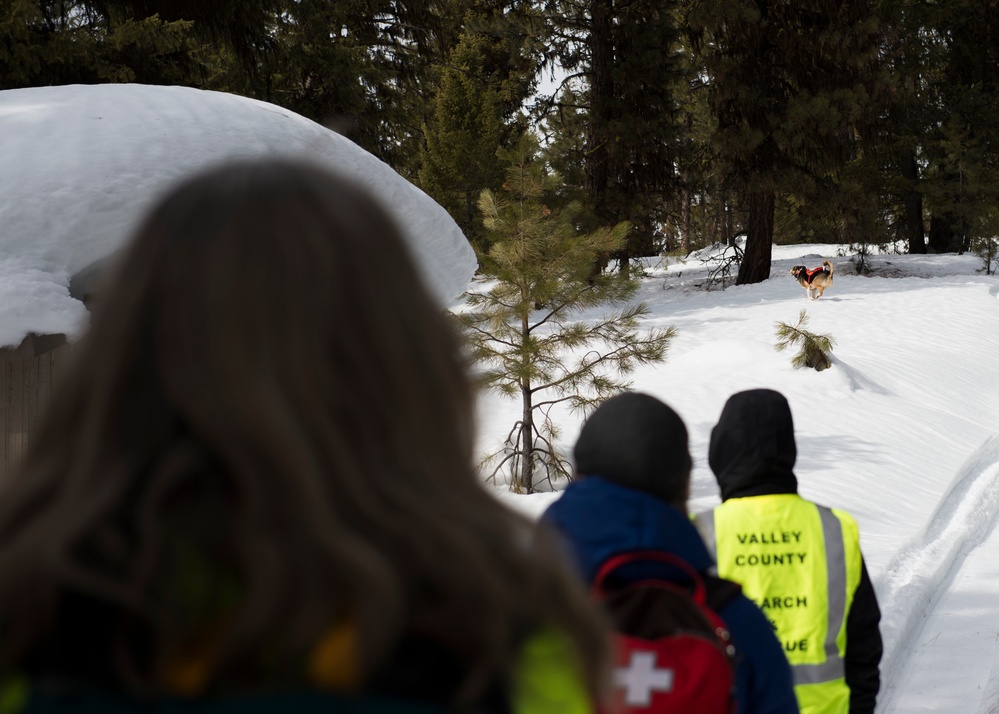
[6,0,999,284]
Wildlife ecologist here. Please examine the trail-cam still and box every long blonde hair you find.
[0,160,608,702]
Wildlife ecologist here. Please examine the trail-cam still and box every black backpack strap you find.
[702,575,745,667]
[702,574,742,612]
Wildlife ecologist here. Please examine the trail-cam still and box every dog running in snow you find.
[789,260,834,300]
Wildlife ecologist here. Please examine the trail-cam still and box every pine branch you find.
[774,310,836,371]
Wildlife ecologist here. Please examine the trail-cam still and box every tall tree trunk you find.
[722,191,734,247]
[680,184,691,253]
[928,209,959,253]
[619,252,631,278]
[465,187,475,241]
[586,0,613,219]
[585,0,614,277]
[517,315,534,493]
[519,381,534,493]
[901,151,925,253]
[737,188,774,284]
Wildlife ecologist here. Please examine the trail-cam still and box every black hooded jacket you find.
[708,389,883,714]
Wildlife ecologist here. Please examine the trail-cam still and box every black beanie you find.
[573,392,692,504]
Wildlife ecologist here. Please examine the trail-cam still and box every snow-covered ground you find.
[477,244,999,713]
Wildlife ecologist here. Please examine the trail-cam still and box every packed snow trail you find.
[874,435,999,713]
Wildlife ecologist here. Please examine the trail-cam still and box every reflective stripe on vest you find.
[694,498,850,687]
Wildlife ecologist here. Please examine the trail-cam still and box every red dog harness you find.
[803,266,828,284]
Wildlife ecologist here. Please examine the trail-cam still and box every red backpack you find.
[592,551,740,714]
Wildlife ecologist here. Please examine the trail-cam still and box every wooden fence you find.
[0,333,72,479]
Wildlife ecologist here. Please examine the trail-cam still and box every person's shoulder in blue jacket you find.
[542,392,798,714]
[719,590,801,714]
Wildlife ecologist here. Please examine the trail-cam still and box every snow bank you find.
[0,84,476,347]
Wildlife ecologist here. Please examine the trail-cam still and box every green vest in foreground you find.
[695,494,862,714]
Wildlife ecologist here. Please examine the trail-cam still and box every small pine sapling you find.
[972,235,998,275]
[453,135,675,494]
[774,310,836,371]
[844,240,872,274]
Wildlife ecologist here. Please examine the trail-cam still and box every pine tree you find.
[257,0,461,176]
[686,0,880,283]
[536,0,688,271]
[80,0,473,176]
[919,0,999,255]
[418,18,534,250]
[1,0,224,90]
[453,136,675,493]
[972,235,999,275]
[873,0,934,254]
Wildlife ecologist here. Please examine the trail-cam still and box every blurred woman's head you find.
[0,160,607,702]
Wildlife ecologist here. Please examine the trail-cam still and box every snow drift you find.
[0,83,476,347]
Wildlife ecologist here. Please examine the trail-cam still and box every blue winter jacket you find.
[542,477,799,714]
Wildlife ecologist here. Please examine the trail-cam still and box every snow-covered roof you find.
[0,84,477,348]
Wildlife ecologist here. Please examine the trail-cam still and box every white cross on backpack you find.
[615,650,675,707]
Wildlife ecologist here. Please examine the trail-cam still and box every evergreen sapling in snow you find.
[972,235,998,276]
[453,136,675,493]
[774,310,836,372]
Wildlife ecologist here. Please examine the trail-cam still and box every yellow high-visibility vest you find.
[695,494,862,714]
